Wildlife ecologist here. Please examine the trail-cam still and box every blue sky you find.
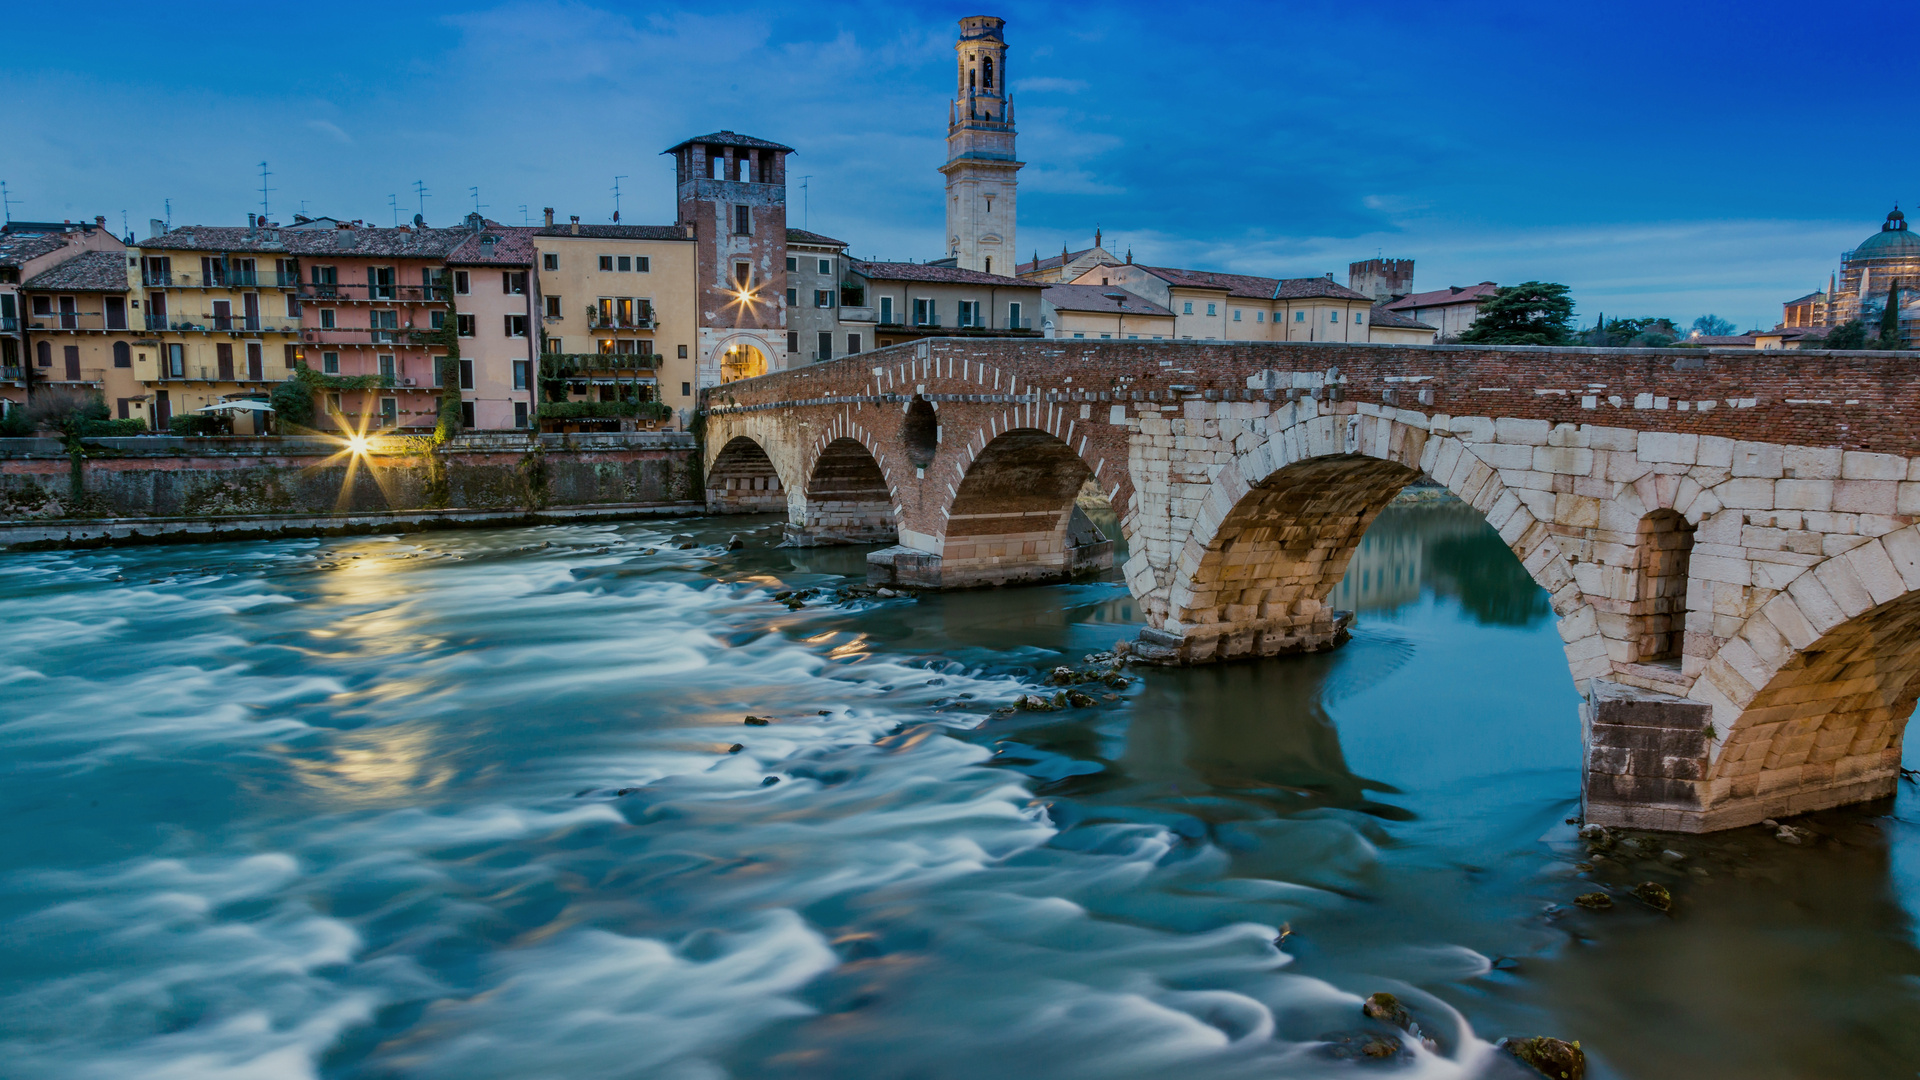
[6,1,1914,329]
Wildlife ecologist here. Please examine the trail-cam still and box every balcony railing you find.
[0,316,16,332]
[27,311,132,333]
[543,351,662,372]
[586,309,656,330]
[2,365,23,382]
[46,367,108,385]
[140,269,301,289]
[297,282,449,304]
[145,317,300,334]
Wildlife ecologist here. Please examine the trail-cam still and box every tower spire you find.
[941,15,1023,275]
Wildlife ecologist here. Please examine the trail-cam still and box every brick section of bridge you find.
[703,338,1920,831]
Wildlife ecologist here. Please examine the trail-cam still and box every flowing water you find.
[3,498,1918,1080]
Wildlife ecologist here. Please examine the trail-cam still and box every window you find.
[1355,312,1364,324]
[459,359,475,390]
[327,392,342,415]
[815,289,832,309]
[880,296,895,324]
[1330,311,1339,323]
[502,272,527,295]
[310,264,336,288]
[283,344,300,369]
[543,252,559,271]
[514,400,529,429]
[786,288,798,306]
[378,355,396,381]
[599,255,614,272]
[379,398,397,426]
[734,263,751,289]
[847,333,861,354]
[1206,303,1216,316]
[1295,311,1305,322]
[105,296,127,330]
[505,314,529,337]
[733,205,751,235]
[617,256,631,272]
[913,298,934,326]
[30,296,51,316]
[635,256,649,273]
[677,344,688,359]
[457,314,475,337]
[454,270,470,295]
[1072,332,1085,339]
[371,267,395,300]
[786,256,797,272]
[286,294,302,318]
[430,311,445,330]
[1256,311,1265,323]
[1008,301,1021,328]
[545,296,561,318]
[369,309,399,342]
[513,360,530,390]
[957,300,981,328]
[113,341,131,368]
[787,331,799,353]
[545,337,562,353]
[1182,302,1193,314]
[817,258,831,275]
[318,309,336,330]
[1233,309,1242,322]
[681,381,691,396]
[166,344,184,378]
[984,256,992,274]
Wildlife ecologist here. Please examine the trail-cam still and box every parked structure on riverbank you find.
[703,336,1920,833]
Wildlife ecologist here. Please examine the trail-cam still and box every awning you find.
[192,400,276,413]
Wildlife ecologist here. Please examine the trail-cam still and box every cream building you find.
[1380,281,1500,340]
[20,248,150,423]
[1039,283,1173,339]
[532,216,698,430]
[941,16,1021,275]
[1016,231,1123,284]
[1066,264,1420,343]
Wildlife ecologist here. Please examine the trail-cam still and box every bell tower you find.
[941,16,1022,276]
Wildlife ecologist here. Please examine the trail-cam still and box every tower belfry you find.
[941,15,1022,275]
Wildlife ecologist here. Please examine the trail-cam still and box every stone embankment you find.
[0,431,700,550]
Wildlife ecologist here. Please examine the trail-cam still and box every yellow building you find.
[20,249,150,423]
[532,216,698,431]
[132,222,306,434]
[1039,283,1174,339]
[2,219,128,416]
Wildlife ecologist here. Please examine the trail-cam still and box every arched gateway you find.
[703,338,1920,832]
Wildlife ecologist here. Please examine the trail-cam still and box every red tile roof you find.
[786,228,847,248]
[1383,281,1501,311]
[533,224,689,241]
[1042,284,1173,316]
[448,225,536,266]
[850,260,1043,287]
[1133,264,1373,302]
[663,130,795,154]
[1366,305,1434,331]
[22,249,129,292]
[0,232,75,268]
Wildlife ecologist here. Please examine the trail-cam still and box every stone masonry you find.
[701,337,1920,831]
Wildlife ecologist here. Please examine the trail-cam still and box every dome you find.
[1853,206,1920,260]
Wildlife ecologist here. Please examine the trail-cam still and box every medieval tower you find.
[941,16,1022,276]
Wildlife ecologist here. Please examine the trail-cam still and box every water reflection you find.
[1329,497,1551,626]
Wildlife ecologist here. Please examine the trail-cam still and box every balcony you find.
[296,282,449,304]
[28,311,133,334]
[145,317,300,335]
[2,365,23,383]
[141,269,301,289]
[45,367,108,387]
[543,351,662,373]
[0,316,16,332]
[586,308,656,331]
[838,305,877,323]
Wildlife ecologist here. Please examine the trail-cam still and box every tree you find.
[270,377,315,431]
[1692,314,1736,337]
[1878,279,1904,349]
[1457,281,1576,345]
[1825,320,1868,349]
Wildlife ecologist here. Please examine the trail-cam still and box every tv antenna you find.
[258,161,274,220]
[612,175,628,223]
[1,180,17,224]
[389,194,399,227]
[798,175,812,230]
[469,186,488,214]
[413,180,429,219]
[164,198,172,231]
[518,204,529,226]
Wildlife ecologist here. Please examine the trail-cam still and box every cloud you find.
[305,120,352,144]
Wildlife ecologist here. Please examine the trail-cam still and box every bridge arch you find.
[789,434,898,546]
[1141,412,1590,674]
[938,426,1112,588]
[705,434,788,514]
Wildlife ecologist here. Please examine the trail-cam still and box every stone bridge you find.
[700,338,1920,832]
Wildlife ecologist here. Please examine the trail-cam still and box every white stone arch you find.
[702,419,798,516]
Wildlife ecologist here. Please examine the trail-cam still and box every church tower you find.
[941,16,1022,276]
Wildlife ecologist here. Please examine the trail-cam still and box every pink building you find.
[444,220,537,430]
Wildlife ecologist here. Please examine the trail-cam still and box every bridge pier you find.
[866,503,1114,589]
[1128,610,1356,664]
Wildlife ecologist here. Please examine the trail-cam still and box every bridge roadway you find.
[700,337,1920,832]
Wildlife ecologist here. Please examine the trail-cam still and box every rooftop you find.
[532,222,689,242]
[1366,305,1436,331]
[0,232,73,268]
[786,228,847,248]
[1383,281,1502,311]
[21,249,129,292]
[1129,264,1375,302]
[448,222,536,266]
[851,260,1042,287]
[1042,283,1172,316]
[663,130,795,155]
[1017,245,1118,276]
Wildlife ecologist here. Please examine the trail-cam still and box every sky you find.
[6,0,1916,330]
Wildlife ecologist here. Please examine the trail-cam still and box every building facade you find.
[19,249,149,423]
[785,229,861,364]
[667,131,793,387]
[1039,283,1174,339]
[1,219,126,415]
[1015,231,1122,284]
[1824,208,1918,339]
[445,218,538,431]
[531,215,698,430]
[1066,264,1403,343]
[942,16,1021,275]
[854,261,1043,348]
[1348,257,1415,303]
[1380,281,1500,340]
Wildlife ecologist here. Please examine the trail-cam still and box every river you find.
[2,498,1917,1079]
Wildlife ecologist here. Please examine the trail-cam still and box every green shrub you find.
[169,414,227,437]
[270,379,316,429]
[0,410,32,438]
[537,400,672,421]
[80,418,150,437]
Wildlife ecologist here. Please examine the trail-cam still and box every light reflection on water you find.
[0,498,1914,1080]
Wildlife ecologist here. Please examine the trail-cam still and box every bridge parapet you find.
[703,338,1920,831]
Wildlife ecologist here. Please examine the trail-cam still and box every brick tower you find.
[666,131,793,385]
[941,16,1022,276]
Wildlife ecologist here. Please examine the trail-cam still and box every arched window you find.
[1633,509,1695,663]
[113,341,131,368]
[969,68,976,89]
[984,56,994,90]
[36,340,51,367]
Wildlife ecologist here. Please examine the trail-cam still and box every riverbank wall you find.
[0,432,701,550]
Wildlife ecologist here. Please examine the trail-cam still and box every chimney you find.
[544,207,555,227]
[150,219,166,239]
[570,215,580,235]
[248,213,257,228]
[95,215,106,228]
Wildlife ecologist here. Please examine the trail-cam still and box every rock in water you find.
[1065,690,1097,708]
[1573,892,1613,911]
[727,743,745,754]
[1632,882,1673,912]
[1361,991,1411,1029]
[744,715,770,726]
[727,535,745,550]
[1502,1036,1585,1079]
[1361,1035,1401,1058]
[761,776,780,786]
